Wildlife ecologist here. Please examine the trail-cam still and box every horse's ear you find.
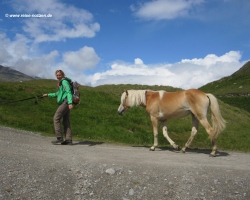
[125,90,128,96]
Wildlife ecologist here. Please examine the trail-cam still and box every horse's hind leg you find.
[162,121,179,150]
[182,114,199,153]
[199,118,216,157]
[210,139,217,157]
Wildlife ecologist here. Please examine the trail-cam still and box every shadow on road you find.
[72,141,104,146]
[132,145,229,157]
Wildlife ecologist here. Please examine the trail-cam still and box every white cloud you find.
[0,33,58,78]
[13,50,59,78]
[0,31,245,89]
[0,30,245,89]
[89,51,244,89]
[0,34,12,63]
[0,33,30,65]
[135,58,144,65]
[181,51,241,67]
[0,32,101,79]
[132,0,204,20]
[11,0,100,43]
[0,0,101,79]
[63,47,100,71]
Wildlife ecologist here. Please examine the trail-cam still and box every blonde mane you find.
[127,90,147,107]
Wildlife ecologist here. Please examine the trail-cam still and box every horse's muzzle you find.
[118,108,124,115]
[118,105,126,115]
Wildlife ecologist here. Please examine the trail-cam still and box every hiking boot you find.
[51,138,64,144]
[61,140,73,145]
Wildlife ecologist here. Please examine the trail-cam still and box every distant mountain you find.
[0,65,36,82]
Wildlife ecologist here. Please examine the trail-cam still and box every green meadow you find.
[0,79,250,152]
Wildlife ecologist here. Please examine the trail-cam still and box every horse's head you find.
[118,90,130,115]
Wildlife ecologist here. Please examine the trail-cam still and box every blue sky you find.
[0,0,250,89]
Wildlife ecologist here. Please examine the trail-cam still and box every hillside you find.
[232,61,250,75]
[0,65,35,82]
[199,61,250,112]
[0,80,250,152]
[200,61,250,95]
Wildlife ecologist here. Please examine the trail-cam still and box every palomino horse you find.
[118,89,226,157]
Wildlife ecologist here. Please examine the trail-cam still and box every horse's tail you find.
[206,94,226,140]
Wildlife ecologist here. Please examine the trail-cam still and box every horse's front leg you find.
[162,121,179,150]
[150,116,158,151]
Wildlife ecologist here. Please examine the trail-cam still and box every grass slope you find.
[0,80,250,152]
[200,61,250,112]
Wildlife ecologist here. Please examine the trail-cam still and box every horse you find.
[118,89,226,157]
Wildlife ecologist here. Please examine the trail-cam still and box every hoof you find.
[181,148,186,153]
[173,144,180,151]
[149,147,155,151]
[209,153,216,157]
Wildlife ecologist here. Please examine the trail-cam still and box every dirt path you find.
[0,126,250,200]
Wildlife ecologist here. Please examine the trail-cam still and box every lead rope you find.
[0,95,44,105]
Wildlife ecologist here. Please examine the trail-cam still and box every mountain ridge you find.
[199,61,250,95]
[0,65,36,82]
[232,61,250,76]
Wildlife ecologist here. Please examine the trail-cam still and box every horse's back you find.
[147,89,207,102]
[145,89,209,119]
[145,90,189,119]
[184,89,209,106]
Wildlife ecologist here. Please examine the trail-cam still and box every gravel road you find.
[0,126,250,200]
